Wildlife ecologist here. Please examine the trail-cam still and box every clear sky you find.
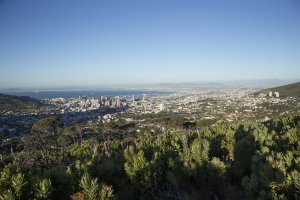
[0,0,300,88]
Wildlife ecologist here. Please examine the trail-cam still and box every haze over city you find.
[1,0,300,88]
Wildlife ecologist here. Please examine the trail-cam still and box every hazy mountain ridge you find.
[1,79,297,91]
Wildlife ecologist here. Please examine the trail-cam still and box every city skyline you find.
[1,0,300,88]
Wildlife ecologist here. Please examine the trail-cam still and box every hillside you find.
[0,93,42,112]
[259,82,300,98]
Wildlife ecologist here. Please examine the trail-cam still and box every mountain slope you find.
[0,93,42,112]
[259,82,300,98]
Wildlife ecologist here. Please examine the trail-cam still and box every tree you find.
[63,125,83,145]
[32,116,63,135]
[17,135,62,169]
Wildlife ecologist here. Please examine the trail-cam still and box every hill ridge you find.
[0,93,42,112]
[259,82,300,98]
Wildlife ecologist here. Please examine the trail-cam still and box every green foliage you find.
[63,125,83,145]
[124,146,151,191]
[16,134,63,169]
[0,189,14,200]
[0,115,300,199]
[234,133,256,178]
[242,155,274,199]
[197,118,217,127]
[99,185,114,200]
[87,155,121,186]
[190,138,209,165]
[44,167,73,200]
[0,165,12,190]
[80,173,99,200]
[0,166,26,199]
[34,179,52,200]
[31,116,63,135]
[11,173,26,199]
[80,173,114,200]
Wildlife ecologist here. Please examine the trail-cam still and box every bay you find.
[2,90,173,99]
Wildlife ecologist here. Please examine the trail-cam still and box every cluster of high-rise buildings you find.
[98,96,122,108]
[75,96,124,109]
[47,96,125,113]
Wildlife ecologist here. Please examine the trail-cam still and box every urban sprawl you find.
[1,88,299,143]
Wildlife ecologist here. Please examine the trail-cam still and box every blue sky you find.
[0,0,300,88]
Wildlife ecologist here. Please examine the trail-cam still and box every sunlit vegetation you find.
[0,115,300,199]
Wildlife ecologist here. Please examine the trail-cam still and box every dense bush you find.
[0,115,300,199]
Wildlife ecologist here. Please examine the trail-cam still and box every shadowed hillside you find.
[0,93,42,112]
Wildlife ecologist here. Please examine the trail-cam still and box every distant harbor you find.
[1,90,173,99]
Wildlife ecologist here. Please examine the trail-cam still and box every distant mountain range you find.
[153,79,296,89]
[1,79,298,91]
[259,82,300,98]
[0,93,42,112]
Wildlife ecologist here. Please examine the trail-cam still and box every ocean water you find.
[2,90,173,99]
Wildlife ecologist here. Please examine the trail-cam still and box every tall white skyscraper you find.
[159,103,164,111]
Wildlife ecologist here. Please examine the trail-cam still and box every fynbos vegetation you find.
[1,115,300,199]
